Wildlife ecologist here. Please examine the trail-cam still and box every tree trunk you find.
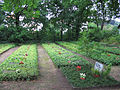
[75,25,79,41]
[101,20,104,30]
[60,28,63,41]
[96,23,99,31]
[15,13,20,29]
[53,30,56,42]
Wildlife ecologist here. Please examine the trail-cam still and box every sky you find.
[115,18,120,22]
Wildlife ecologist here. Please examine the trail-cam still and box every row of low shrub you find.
[42,43,89,67]
[43,43,120,88]
[0,44,39,81]
[57,41,120,65]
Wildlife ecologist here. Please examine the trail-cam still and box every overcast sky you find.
[115,18,120,22]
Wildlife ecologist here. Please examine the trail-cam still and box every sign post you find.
[94,62,104,72]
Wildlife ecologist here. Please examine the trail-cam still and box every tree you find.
[62,0,93,40]
[0,2,5,25]
[90,0,119,30]
[2,0,40,29]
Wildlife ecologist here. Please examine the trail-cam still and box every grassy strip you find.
[0,44,39,81]
[0,44,16,54]
[57,41,120,65]
[42,43,89,67]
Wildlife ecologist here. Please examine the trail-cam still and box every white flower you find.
[16,69,20,73]
[80,73,86,77]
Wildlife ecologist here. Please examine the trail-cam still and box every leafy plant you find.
[102,63,112,77]
[91,68,100,76]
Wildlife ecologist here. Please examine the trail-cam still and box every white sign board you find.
[94,62,103,72]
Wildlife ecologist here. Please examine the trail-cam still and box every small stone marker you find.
[94,62,103,72]
[72,60,82,64]
[9,62,19,65]
[63,52,69,55]
[3,70,15,73]
[67,55,75,59]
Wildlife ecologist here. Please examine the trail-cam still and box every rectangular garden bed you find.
[56,41,120,65]
[43,43,120,88]
[0,44,39,81]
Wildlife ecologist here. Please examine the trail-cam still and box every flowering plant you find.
[68,61,71,63]
[80,73,86,80]
[91,68,100,77]
[16,69,20,73]
[76,66,81,71]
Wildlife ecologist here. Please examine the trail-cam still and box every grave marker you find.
[94,62,103,72]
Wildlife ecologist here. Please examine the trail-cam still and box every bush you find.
[5,26,33,43]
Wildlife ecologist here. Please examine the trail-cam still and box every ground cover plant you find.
[0,44,39,81]
[57,41,120,65]
[0,43,16,54]
[42,43,89,67]
[43,43,120,88]
[97,45,120,55]
[60,65,119,88]
[56,41,86,55]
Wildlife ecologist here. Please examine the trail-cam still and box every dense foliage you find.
[0,0,119,43]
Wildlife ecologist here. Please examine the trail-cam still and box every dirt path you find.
[0,47,19,64]
[0,45,73,90]
[56,43,120,82]
[110,66,120,81]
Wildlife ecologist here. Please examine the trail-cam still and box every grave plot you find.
[0,44,38,81]
[0,43,16,54]
[42,43,89,67]
[57,41,120,65]
[60,65,119,88]
[56,41,86,55]
[97,45,120,55]
[43,43,120,88]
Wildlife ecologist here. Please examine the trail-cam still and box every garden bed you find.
[60,65,120,88]
[56,41,120,65]
[42,43,89,67]
[0,44,39,81]
[43,43,120,88]
[0,43,16,54]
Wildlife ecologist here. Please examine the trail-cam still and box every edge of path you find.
[0,46,19,64]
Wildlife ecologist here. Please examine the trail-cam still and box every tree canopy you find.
[0,0,119,42]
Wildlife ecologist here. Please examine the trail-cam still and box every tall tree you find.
[0,2,5,25]
[2,0,40,29]
[90,0,119,30]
